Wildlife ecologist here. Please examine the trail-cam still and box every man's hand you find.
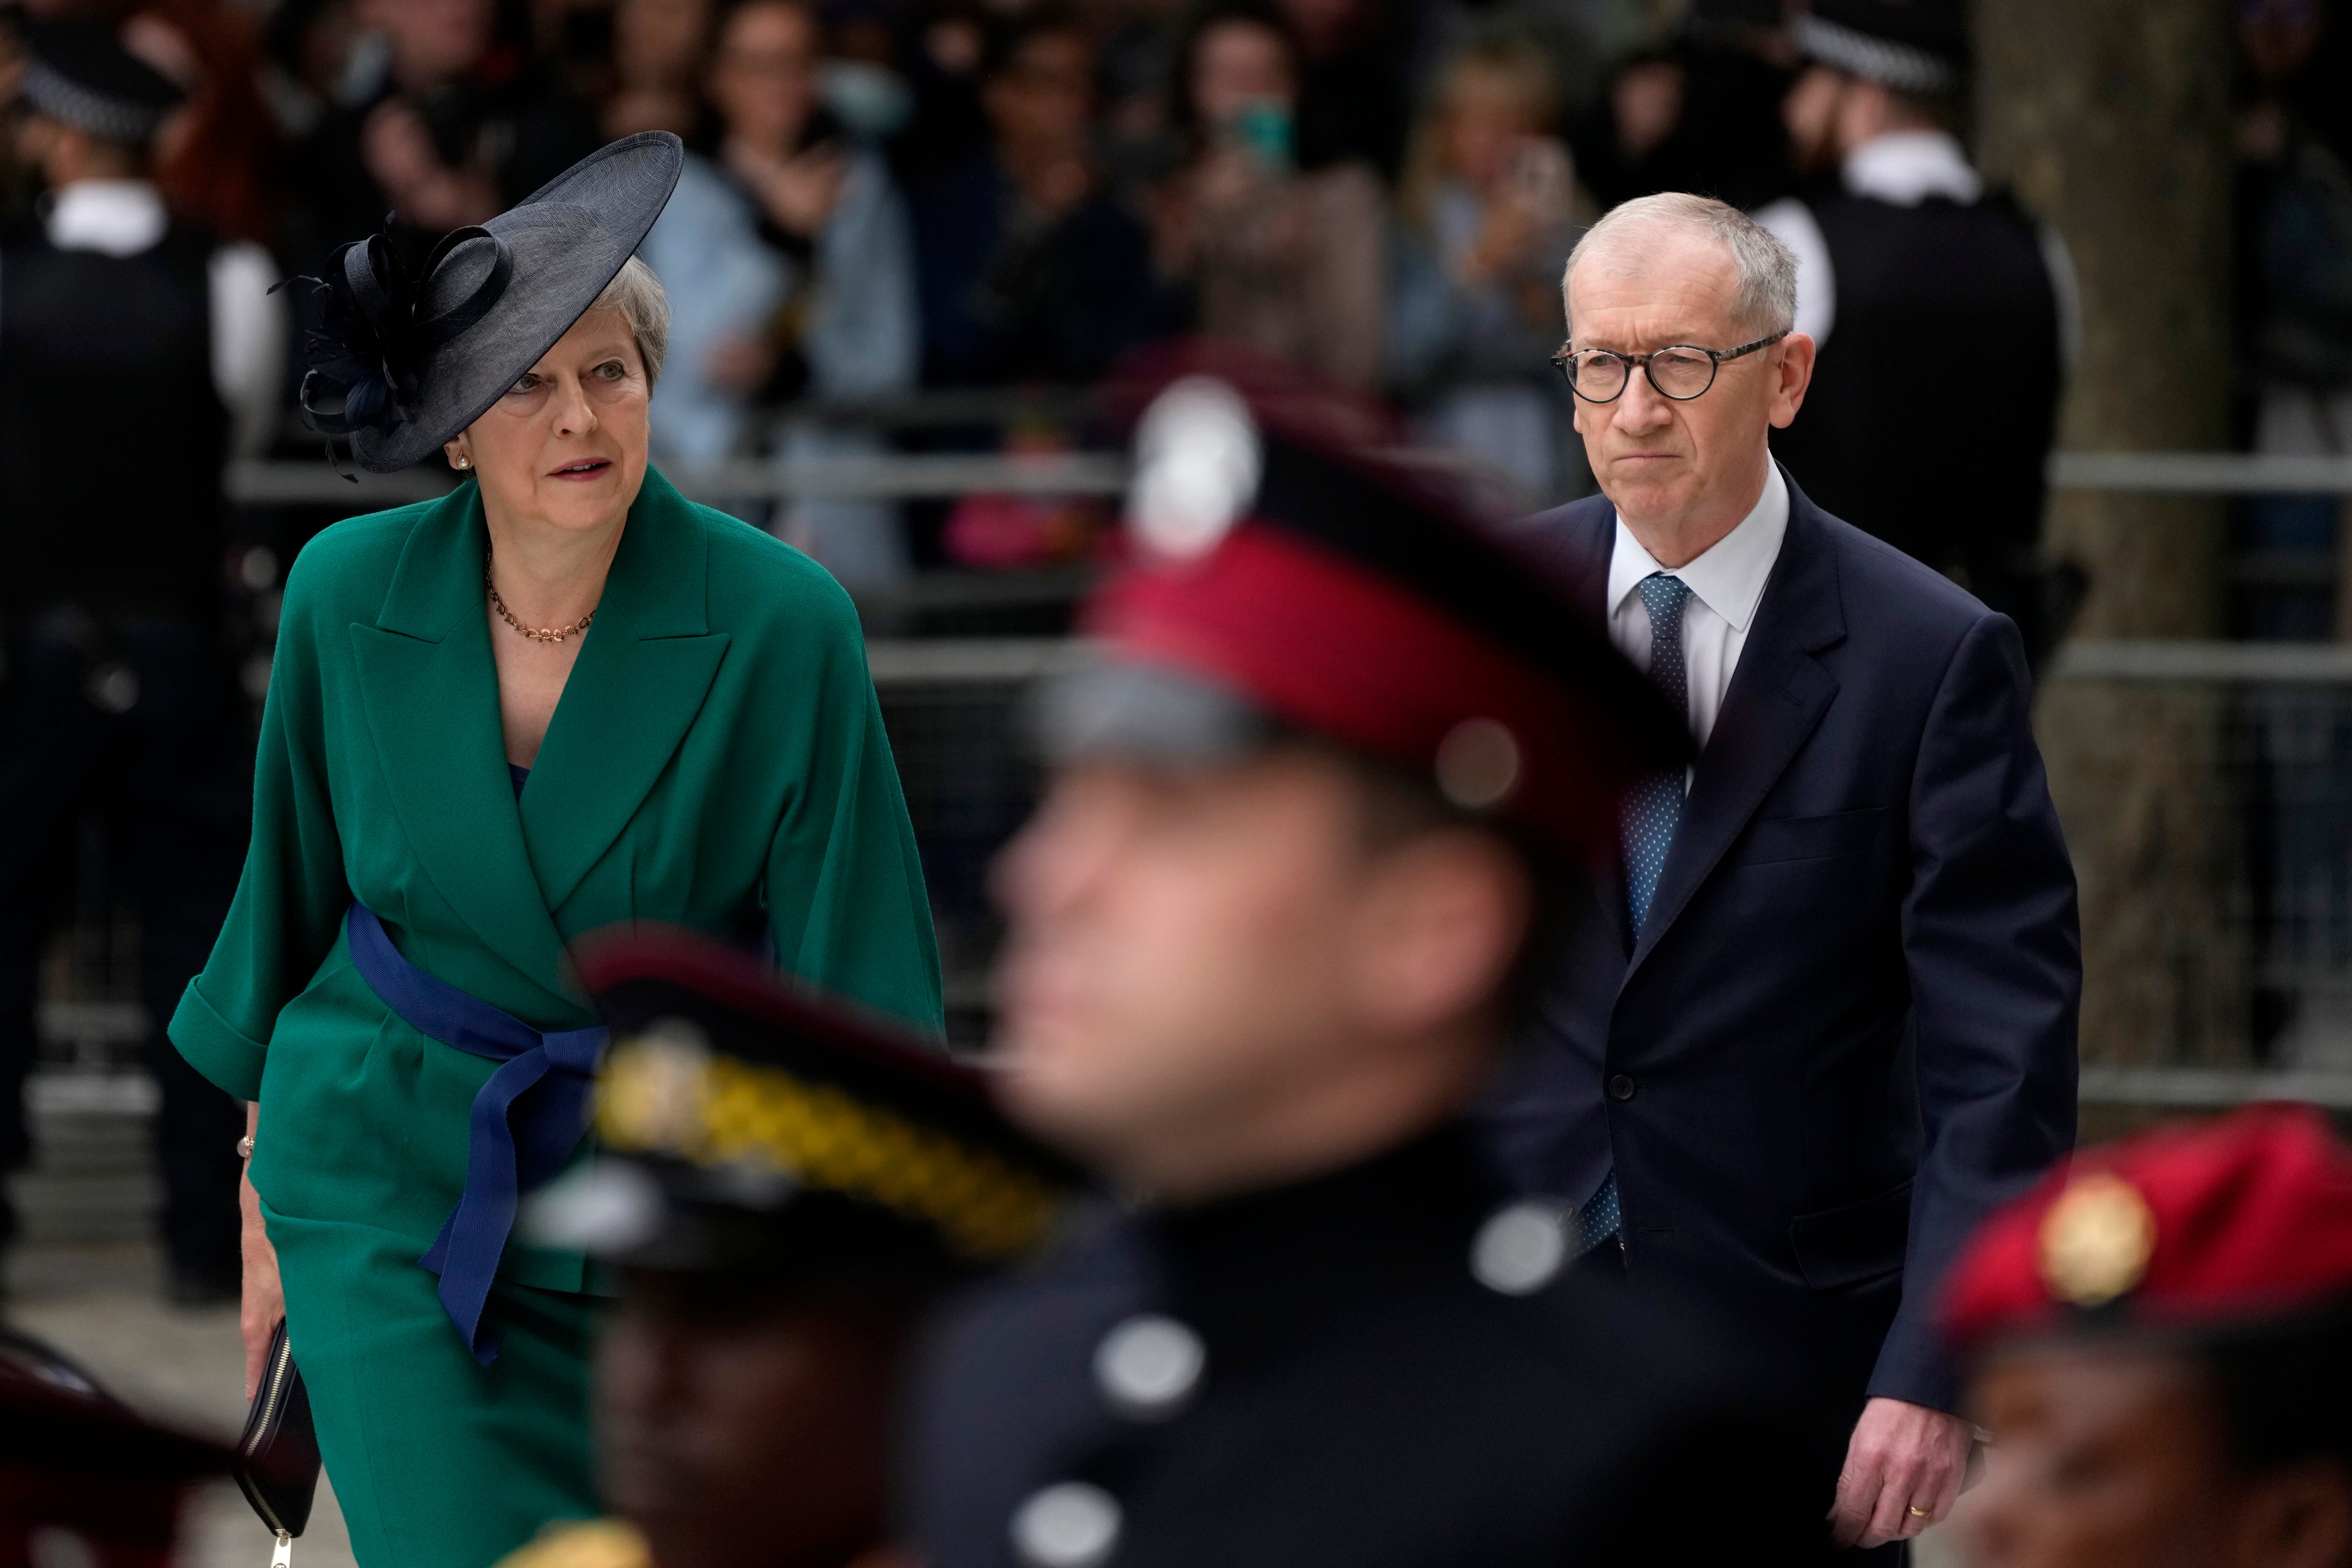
[1827,1396,1974,1548]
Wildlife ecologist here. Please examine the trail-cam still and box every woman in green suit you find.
[169,133,940,1568]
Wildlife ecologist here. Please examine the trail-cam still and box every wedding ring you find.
[1907,1506,1930,1519]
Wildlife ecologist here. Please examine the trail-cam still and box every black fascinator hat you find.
[290,131,686,474]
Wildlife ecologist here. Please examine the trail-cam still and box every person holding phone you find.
[636,0,921,588]
[1152,0,1385,389]
[1389,34,1580,505]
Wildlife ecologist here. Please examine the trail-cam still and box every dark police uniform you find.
[905,363,1821,1568]
[1763,0,2069,667]
[0,22,249,1295]
[1769,192,2060,577]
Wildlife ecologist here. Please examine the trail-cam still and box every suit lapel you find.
[1525,500,1632,953]
[349,483,576,1007]
[1626,479,1845,977]
[520,468,731,914]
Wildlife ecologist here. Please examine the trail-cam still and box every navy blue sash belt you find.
[343,904,606,1366]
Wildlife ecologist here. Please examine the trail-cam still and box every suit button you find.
[1608,1074,1637,1102]
[1012,1482,1122,1568]
[1094,1315,1205,1420]
[1471,1202,1571,1295]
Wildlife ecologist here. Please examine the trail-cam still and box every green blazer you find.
[171,468,942,1294]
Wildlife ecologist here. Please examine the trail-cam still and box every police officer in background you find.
[1756,0,2078,670]
[907,362,1819,1568]
[0,21,279,1302]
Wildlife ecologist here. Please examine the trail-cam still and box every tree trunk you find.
[1975,0,2239,1072]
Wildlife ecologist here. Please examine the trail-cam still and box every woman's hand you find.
[1190,143,1275,219]
[728,139,849,238]
[1459,137,1573,288]
[239,1104,285,1402]
[704,332,778,394]
[362,99,499,232]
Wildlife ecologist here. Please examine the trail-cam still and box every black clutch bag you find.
[234,1321,321,1565]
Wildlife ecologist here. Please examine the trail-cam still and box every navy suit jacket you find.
[1483,471,2079,1430]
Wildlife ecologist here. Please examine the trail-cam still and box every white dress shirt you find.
[37,179,286,456]
[1606,462,1789,752]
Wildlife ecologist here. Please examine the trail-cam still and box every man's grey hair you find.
[591,254,672,386]
[1563,192,1799,339]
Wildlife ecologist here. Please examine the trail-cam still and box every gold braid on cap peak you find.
[595,1035,1063,1263]
[492,1520,651,1568]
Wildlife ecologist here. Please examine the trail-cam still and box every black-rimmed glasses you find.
[1550,331,1789,402]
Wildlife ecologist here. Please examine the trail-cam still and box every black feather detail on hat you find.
[286,225,514,438]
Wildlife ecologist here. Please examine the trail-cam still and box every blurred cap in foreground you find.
[528,929,1079,1284]
[0,1326,232,1567]
[1942,1102,2352,1352]
[1041,347,1690,870]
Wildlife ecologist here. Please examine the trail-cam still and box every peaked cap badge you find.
[2037,1170,2158,1308]
[1127,376,1261,561]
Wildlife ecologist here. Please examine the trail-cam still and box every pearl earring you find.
[456,456,470,469]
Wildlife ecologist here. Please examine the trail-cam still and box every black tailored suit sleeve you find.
[1872,611,2079,1410]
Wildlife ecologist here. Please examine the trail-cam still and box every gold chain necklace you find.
[484,557,596,643]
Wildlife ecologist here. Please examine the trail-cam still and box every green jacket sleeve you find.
[168,558,353,1100]
[763,620,944,1039]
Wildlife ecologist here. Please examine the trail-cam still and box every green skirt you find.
[268,1203,599,1568]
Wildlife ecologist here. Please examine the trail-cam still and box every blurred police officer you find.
[508,931,1079,1568]
[0,20,276,1301]
[1941,1104,2352,1568]
[1756,0,2076,668]
[906,360,1820,1568]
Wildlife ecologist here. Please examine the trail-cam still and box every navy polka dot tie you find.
[1579,572,1693,1259]
[1622,572,1693,935]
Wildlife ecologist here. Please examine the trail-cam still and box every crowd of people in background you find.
[0,0,1840,585]
[0,0,2343,591]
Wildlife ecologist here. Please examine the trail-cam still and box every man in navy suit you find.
[1484,191,2079,1554]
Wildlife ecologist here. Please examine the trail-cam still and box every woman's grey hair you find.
[592,254,671,386]
[1563,192,1799,339]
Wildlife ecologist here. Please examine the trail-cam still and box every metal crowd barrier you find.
[865,638,1073,687]
[226,449,2352,508]
[2079,1067,2352,1110]
[2052,641,2352,683]
[2047,452,2352,494]
[227,453,1128,506]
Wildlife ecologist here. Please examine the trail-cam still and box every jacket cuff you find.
[1865,1311,1963,1415]
[168,980,268,1102]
